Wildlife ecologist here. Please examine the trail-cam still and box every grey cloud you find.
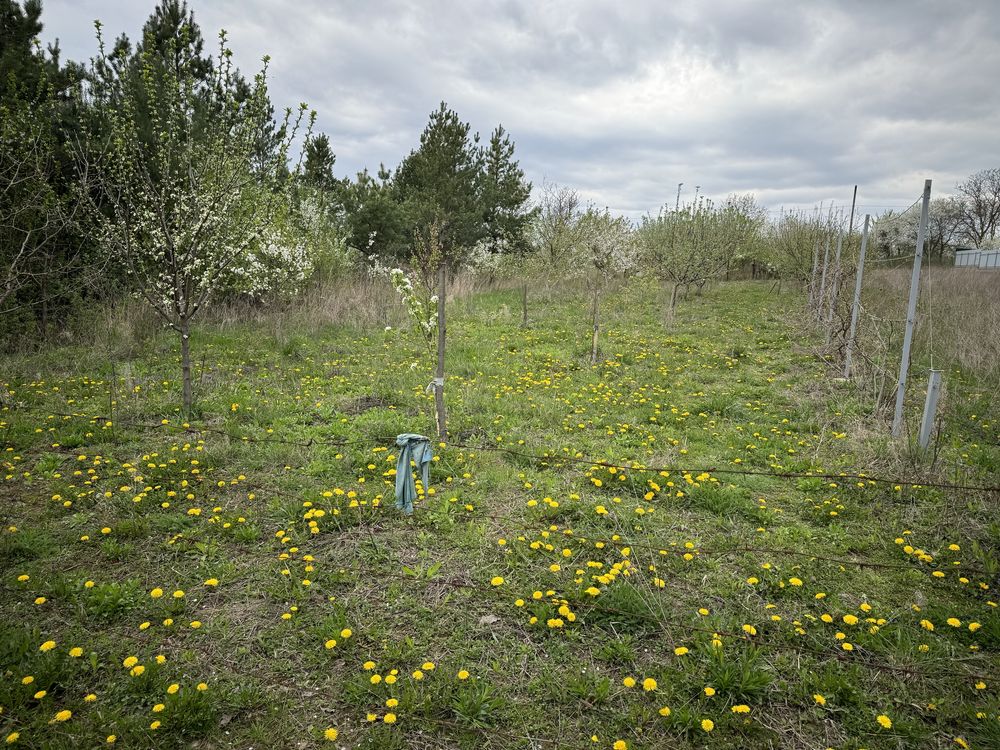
[39,0,1000,216]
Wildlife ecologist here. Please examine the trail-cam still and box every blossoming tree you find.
[80,22,312,413]
[571,207,637,364]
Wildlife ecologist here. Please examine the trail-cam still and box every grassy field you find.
[2,279,998,749]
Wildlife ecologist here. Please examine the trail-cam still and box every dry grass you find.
[861,266,1000,382]
[208,270,504,340]
[836,266,1000,417]
[823,265,1000,473]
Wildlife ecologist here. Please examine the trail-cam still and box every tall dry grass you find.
[204,269,506,343]
[836,265,999,455]
[858,266,1000,383]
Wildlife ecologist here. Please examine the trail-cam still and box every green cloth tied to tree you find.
[395,433,433,514]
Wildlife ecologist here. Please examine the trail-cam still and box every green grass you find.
[1,279,998,749]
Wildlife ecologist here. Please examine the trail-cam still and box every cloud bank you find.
[41,0,1000,218]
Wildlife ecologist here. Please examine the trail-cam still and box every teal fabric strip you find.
[395,433,432,514]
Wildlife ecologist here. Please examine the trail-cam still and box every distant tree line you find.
[874,170,1000,260]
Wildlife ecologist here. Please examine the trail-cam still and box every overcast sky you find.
[39,0,1000,219]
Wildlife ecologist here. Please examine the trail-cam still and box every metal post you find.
[825,229,844,344]
[846,185,858,240]
[844,215,870,378]
[918,369,942,449]
[891,179,932,438]
[809,240,819,308]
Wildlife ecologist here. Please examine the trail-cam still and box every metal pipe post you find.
[891,180,932,438]
[918,370,942,449]
[844,215,870,378]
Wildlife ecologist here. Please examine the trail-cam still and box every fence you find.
[805,180,998,455]
[955,248,1000,269]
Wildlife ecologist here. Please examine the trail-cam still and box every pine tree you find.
[303,133,337,192]
[396,101,483,271]
[134,0,213,81]
[1,0,45,97]
[341,165,408,259]
[0,0,84,337]
[480,124,534,256]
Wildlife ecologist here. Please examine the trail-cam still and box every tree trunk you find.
[590,285,600,365]
[38,277,49,339]
[180,319,193,416]
[668,282,680,321]
[434,263,447,438]
[521,282,528,328]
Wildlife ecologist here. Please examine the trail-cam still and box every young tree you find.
[638,195,764,319]
[638,200,714,318]
[395,102,483,436]
[533,181,581,267]
[572,207,636,364]
[515,181,582,324]
[763,210,824,298]
[80,21,312,414]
